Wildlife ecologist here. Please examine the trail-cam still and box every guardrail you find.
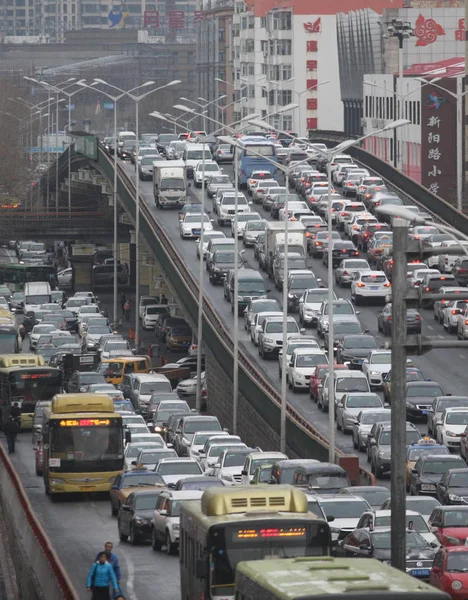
[309,130,468,234]
[91,145,374,484]
[0,445,79,600]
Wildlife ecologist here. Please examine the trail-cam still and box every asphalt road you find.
[120,159,468,470]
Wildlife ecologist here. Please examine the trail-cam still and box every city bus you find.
[0,263,57,292]
[0,355,62,429]
[180,486,331,600]
[0,320,22,354]
[236,136,278,188]
[42,394,124,496]
[234,556,450,600]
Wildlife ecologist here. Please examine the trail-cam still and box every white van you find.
[183,143,213,178]
[117,131,136,147]
[24,282,52,312]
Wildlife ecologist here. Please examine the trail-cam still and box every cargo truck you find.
[265,221,306,277]
[153,161,188,208]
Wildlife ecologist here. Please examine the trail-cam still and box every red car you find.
[429,506,468,548]
[309,363,348,401]
[430,546,468,599]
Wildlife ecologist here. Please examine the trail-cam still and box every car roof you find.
[318,495,369,502]
[293,348,326,355]
[374,510,420,517]
[161,490,204,499]
[407,381,441,387]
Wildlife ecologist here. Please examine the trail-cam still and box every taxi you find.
[98,356,152,386]
[109,470,166,515]
[406,438,449,490]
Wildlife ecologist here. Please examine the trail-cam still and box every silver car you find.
[299,288,336,327]
[214,143,234,163]
[334,258,371,287]
[242,220,266,246]
[258,316,299,358]
[351,408,391,451]
[207,174,233,198]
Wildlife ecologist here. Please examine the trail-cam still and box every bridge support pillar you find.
[129,242,136,287]
[69,256,94,293]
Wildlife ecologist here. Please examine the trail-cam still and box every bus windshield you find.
[0,264,57,290]
[49,418,123,472]
[6,368,62,414]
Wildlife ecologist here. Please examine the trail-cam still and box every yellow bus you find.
[0,354,61,429]
[179,486,331,600]
[42,394,124,496]
[97,356,152,386]
[234,556,450,600]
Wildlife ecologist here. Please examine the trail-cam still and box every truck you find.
[265,221,306,277]
[153,161,188,208]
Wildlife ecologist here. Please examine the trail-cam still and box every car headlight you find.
[50,478,65,485]
[370,371,381,375]
[134,517,149,525]
[322,322,329,330]
[154,426,163,432]
[420,484,436,491]
[329,527,341,534]
[452,581,463,591]
[446,430,459,437]
[288,293,295,299]
[172,523,180,531]
[263,337,274,344]
[449,494,463,502]
[296,373,305,380]
[221,473,233,481]
[182,438,190,446]
[405,402,414,409]
[378,451,391,459]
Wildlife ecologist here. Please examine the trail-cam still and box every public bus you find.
[234,556,450,600]
[236,136,278,188]
[179,486,331,600]
[42,394,124,496]
[0,355,62,429]
[0,320,22,355]
[0,263,57,292]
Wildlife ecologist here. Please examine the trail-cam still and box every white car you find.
[187,431,231,462]
[350,270,391,304]
[193,160,222,187]
[356,176,385,201]
[361,350,392,388]
[217,194,251,226]
[200,442,246,472]
[357,510,439,547]
[100,339,132,359]
[278,201,309,221]
[333,163,357,185]
[123,441,167,470]
[335,202,367,231]
[344,214,377,239]
[336,392,384,433]
[258,316,299,358]
[317,496,372,543]
[179,213,213,239]
[408,268,440,288]
[142,304,169,330]
[316,299,358,338]
[298,288,335,327]
[176,371,206,395]
[230,212,262,238]
[65,297,91,315]
[278,336,321,378]
[196,231,226,259]
[334,259,371,287]
[287,348,328,393]
[247,170,275,195]
[240,451,288,485]
[438,240,468,273]
[57,267,72,287]
[29,323,57,350]
[251,179,278,203]
[208,447,255,485]
[151,490,204,554]
[442,299,468,333]
[436,407,468,448]
[250,311,283,345]
[153,457,203,485]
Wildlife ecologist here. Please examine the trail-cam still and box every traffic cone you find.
[128,328,135,340]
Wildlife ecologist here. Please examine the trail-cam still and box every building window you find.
[261,110,267,118]
[244,38,254,52]
[272,10,291,30]
[260,16,266,28]
[261,87,267,98]
[219,28,225,41]
[241,15,247,29]
[269,64,280,80]
[276,39,291,55]
[248,63,255,75]
[281,64,292,80]
[248,85,255,98]
[247,15,254,28]
[277,89,292,105]
[261,40,267,54]
[282,115,292,130]
[261,63,267,75]
[219,50,225,63]
[268,89,275,106]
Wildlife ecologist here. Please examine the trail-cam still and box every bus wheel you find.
[166,531,177,555]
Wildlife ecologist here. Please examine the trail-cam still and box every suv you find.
[318,371,370,412]
[258,316,300,359]
[317,299,357,338]
[286,270,320,312]
[66,370,106,393]
[173,415,223,456]
[151,490,204,554]
[368,422,420,477]
[409,454,466,496]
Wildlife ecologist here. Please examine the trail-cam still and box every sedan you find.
[336,334,378,368]
[242,220,266,246]
[351,408,391,451]
[436,469,468,506]
[206,174,233,198]
[230,212,262,238]
[299,288,335,327]
[336,392,384,432]
[118,489,162,544]
[406,381,446,420]
[179,214,213,239]
[377,303,422,336]
[196,231,226,260]
[350,270,391,305]
[322,241,359,268]
[334,259,370,287]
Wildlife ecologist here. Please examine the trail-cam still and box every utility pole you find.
[390,217,408,571]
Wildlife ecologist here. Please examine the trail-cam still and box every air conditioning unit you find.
[101,183,112,195]
[120,214,132,225]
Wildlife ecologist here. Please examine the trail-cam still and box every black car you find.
[66,370,107,393]
[409,455,466,496]
[323,319,364,353]
[118,489,164,544]
[8,292,25,314]
[436,468,468,505]
[377,303,422,336]
[173,476,226,490]
[60,309,79,333]
[419,274,458,308]
[337,527,436,579]
[322,241,359,267]
[286,271,320,311]
[207,250,240,285]
[336,334,378,368]
[405,381,445,420]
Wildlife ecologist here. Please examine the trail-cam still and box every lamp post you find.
[91,79,181,350]
[239,117,410,456]
[385,19,414,170]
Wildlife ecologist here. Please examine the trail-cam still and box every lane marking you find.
[459,354,466,359]
[427,325,433,331]
[122,552,137,600]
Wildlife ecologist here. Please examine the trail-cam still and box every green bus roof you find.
[235,557,448,599]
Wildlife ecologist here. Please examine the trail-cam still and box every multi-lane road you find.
[4,154,468,600]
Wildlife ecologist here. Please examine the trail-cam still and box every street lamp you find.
[243,117,410,457]
[92,78,181,349]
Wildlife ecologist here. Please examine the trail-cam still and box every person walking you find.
[86,552,119,600]
[160,294,168,305]
[120,292,127,315]
[94,542,121,584]
[4,415,20,454]
[123,300,131,322]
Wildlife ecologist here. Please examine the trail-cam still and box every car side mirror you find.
[369,439,376,446]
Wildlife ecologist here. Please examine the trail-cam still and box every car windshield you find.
[281,259,305,269]
[407,385,443,398]
[408,447,448,461]
[376,514,428,532]
[370,353,391,364]
[209,444,241,458]
[290,278,316,289]
[211,175,231,184]
[185,420,220,434]
[198,164,219,172]
[371,531,428,550]
[308,474,349,490]
[334,322,361,335]
[344,337,377,349]
[446,552,468,572]
[224,452,251,467]
[251,301,279,314]
[135,495,159,510]
[238,214,260,222]
[121,474,163,487]
[446,412,468,425]
[296,355,325,367]
[103,341,128,351]
[444,511,468,527]
[360,411,391,425]
[266,321,298,334]
[156,409,187,422]
[321,500,369,519]
[305,290,329,303]
[422,460,461,474]
[238,282,265,293]
[140,382,171,394]
[246,222,265,231]
[160,178,185,190]
[216,252,235,263]
[222,197,248,206]
[185,215,210,223]
[127,444,162,458]
[336,378,369,392]
[346,395,381,408]
[407,370,425,382]
[140,452,171,463]
[449,473,468,487]
[362,275,387,283]
[325,303,353,315]
[157,462,202,475]
[88,326,110,334]
[357,489,390,506]
[193,432,222,445]
[406,498,440,515]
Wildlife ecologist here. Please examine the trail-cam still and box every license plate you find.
[410,569,430,578]
[421,410,428,415]
[370,286,380,290]
[193,230,201,235]
[79,486,96,491]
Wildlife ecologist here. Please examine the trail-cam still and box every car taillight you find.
[426,287,430,291]
[356,282,365,288]
[383,283,391,287]
[258,189,264,193]
[347,183,354,186]
[342,271,349,275]
[218,150,222,154]
[386,316,392,321]
[415,315,421,320]
[341,212,348,216]
[375,201,380,206]
[452,310,458,314]
[353,225,358,230]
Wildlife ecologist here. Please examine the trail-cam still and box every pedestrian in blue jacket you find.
[95,542,121,582]
[87,552,119,600]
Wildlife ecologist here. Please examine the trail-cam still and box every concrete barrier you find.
[0,445,79,600]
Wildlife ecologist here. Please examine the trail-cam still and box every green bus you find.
[0,263,57,291]
[234,556,450,600]
[179,486,331,600]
